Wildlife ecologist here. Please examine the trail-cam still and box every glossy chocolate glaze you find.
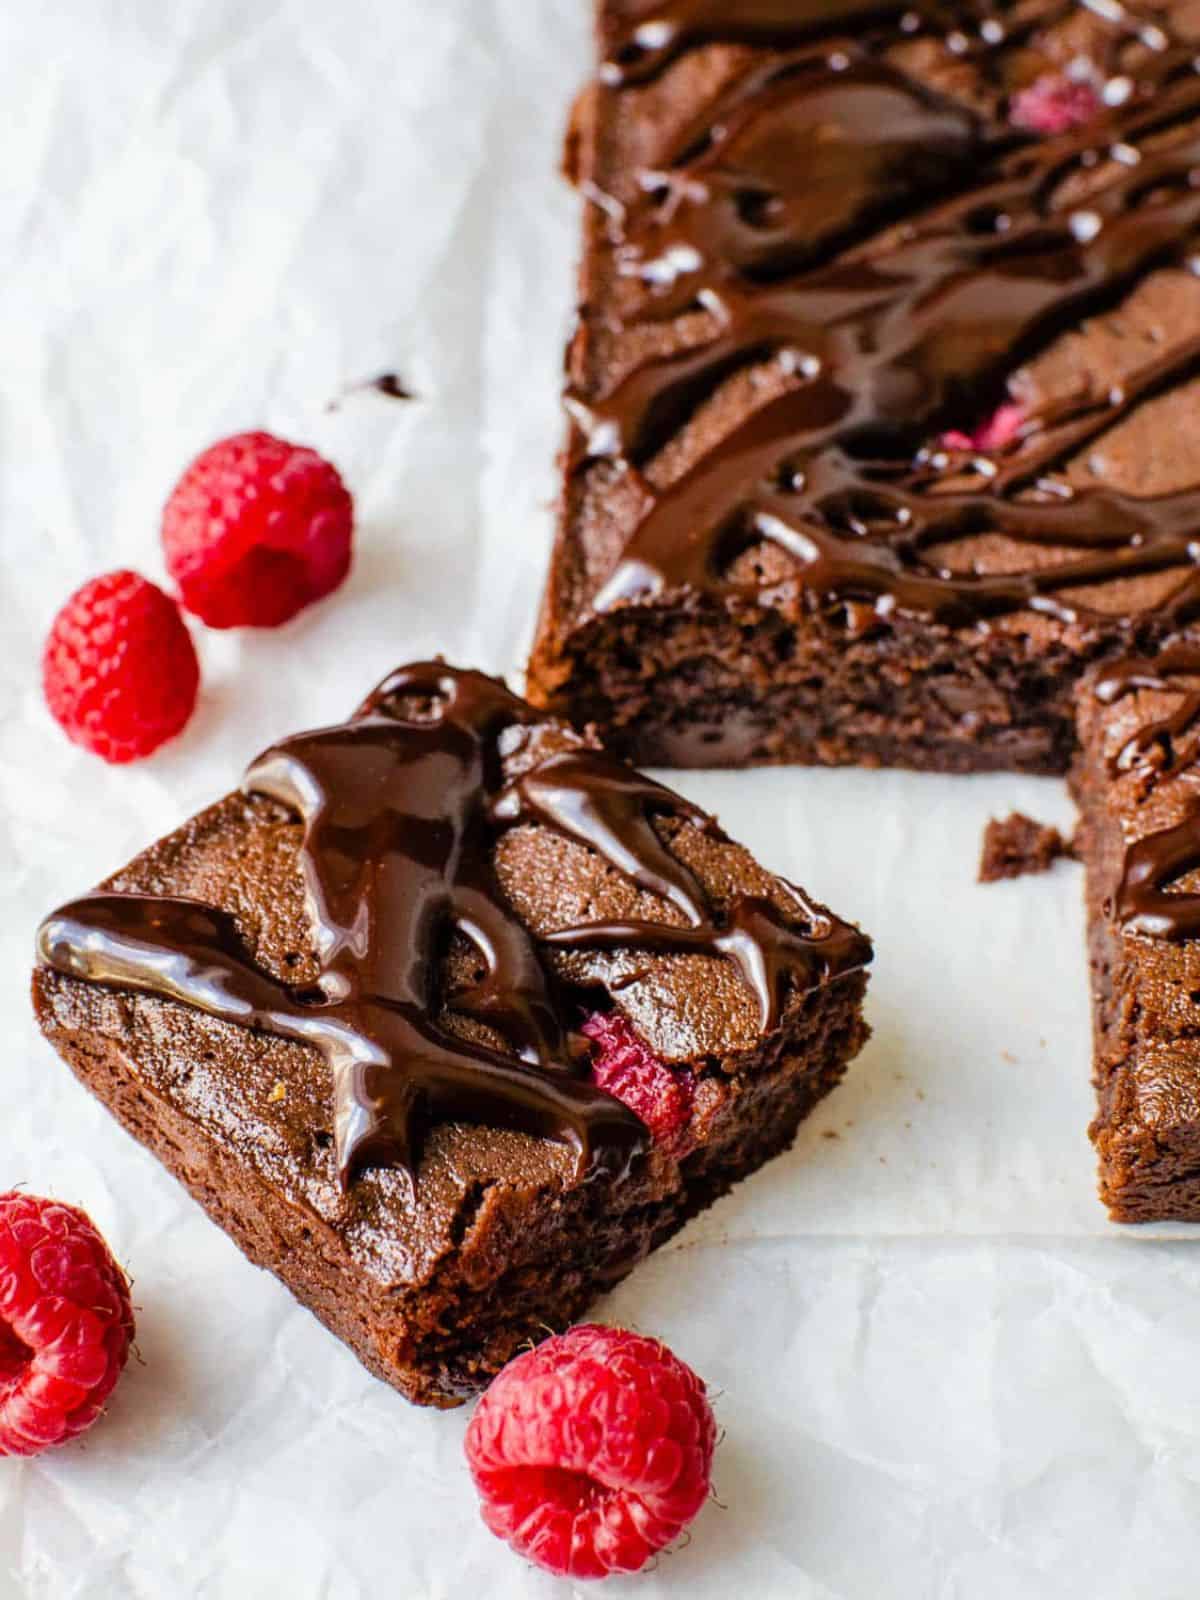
[1094,644,1200,774]
[603,1,955,85]
[36,664,870,1188]
[573,1,1200,636]
[1092,645,1200,937]
[1116,808,1200,937]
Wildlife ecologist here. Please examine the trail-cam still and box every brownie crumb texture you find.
[979,814,1075,884]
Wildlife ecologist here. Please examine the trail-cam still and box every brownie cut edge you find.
[1074,654,1200,1222]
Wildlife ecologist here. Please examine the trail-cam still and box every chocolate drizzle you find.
[1115,808,1200,938]
[603,1,954,85]
[573,0,1200,635]
[1094,644,1200,774]
[1092,645,1200,937]
[36,664,870,1189]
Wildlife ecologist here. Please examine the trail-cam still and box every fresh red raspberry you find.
[582,1010,694,1154]
[1010,71,1100,136]
[0,1193,135,1456]
[941,402,1026,455]
[465,1324,717,1580]
[42,569,200,763]
[162,431,353,628]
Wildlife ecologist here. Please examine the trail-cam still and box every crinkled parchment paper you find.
[2,2,1199,1595]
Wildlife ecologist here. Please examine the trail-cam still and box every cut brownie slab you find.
[1075,643,1200,1221]
[529,0,1200,772]
[32,664,871,1405]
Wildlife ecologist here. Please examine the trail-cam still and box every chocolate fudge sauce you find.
[1093,645,1200,937]
[37,664,870,1188]
[603,1,955,84]
[1094,645,1200,775]
[573,0,1200,634]
[1115,809,1200,938]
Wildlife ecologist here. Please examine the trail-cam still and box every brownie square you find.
[32,664,870,1404]
[529,0,1200,774]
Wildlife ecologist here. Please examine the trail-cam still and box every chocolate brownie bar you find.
[529,0,1200,772]
[32,664,871,1405]
[1074,643,1200,1220]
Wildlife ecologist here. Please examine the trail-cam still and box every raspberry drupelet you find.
[941,402,1027,456]
[0,1193,135,1456]
[582,1010,695,1155]
[465,1324,717,1579]
[42,569,200,763]
[1010,69,1101,136]
[162,430,353,628]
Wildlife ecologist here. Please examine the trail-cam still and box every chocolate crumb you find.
[979,813,1076,883]
[363,372,414,400]
[327,371,416,411]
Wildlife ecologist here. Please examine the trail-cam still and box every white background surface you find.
[2,2,1199,1595]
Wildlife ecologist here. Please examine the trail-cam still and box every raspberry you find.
[162,431,353,628]
[0,1193,135,1456]
[941,402,1026,455]
[582,1010,694,1154]
[1010,71,1100,136]
[42,569,200,763]
[465,1324,717,1579]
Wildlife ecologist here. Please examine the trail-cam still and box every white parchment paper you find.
[2,2,1200,1595]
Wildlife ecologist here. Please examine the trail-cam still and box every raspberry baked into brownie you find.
[529,0,1200,773]
[32,664,870,1405]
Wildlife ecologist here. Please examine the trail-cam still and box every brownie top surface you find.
[1082,643,1200,933]
[34,663,869,1289]
[1077,640,1200,1136]
[555,0,1200,647]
